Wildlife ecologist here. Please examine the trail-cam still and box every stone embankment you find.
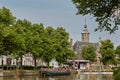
[0,69,39,77]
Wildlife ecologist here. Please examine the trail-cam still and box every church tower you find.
[69,38,73,50]
[81,24,90,42]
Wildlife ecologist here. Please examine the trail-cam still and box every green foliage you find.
[54,27,75,64]
[113,67,120,80]
[81,45,96,62]
[0,7,16,26]
[72,0,120,33]
[0,7,16,54]
[115,45,120,64]
[114,46,120,80]
[0,7,75,67]
[115,45,120,57]
[99,39,115,65]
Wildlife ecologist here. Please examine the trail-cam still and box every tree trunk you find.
[20,56,22,69]
[34,56,37,68]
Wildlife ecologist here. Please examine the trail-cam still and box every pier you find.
[77,70,113,75]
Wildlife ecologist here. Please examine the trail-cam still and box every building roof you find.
[72,41,98,61]
[73,41,98,54]
[70,53,89,62]
[73,53,84,60]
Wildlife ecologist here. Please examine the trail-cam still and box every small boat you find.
[39,68,71,76]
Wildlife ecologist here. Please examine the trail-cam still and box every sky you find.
[0,0,120,47]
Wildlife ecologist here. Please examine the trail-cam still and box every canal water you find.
[0,74,113,80]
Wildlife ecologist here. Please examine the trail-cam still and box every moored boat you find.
[39,68,71,76]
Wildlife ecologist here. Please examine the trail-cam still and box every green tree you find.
[0,7,16,26]
[115,45,120,57]
[0,7,75,68]
[41,26,56,66]
[13,19,32,67]
[54,27,75,65]
[114,46,120,80]
[113,67,120,80]
[0,7,16,55]
[99,39,115,66]
[2,27,22,54]
[72,0,120,33]
[115,45,120,65]
[29,23,45,67]
[0,25,4,57]
[81,45,96,62]
[0,7,17,55]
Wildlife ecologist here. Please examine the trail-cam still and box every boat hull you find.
[39,69,71,76]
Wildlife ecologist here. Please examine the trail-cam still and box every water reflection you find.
[75,74,113,80]
[1,74,113,80]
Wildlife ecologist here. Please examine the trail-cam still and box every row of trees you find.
[0,7,75,67]
[81,39,120,66]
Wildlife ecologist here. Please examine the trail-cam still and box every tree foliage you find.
[54,27,75,64]
[115,45,120,64]
[0,7,16,26]
[81,45,96,62]
[115,45,120,57]
[0,7,75,67]
[113,67,120,80]
[99,39,115,65]
[72,0,120,33]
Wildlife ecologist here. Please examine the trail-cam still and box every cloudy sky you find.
[0,0,120,47]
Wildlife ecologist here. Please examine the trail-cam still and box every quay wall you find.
[0,69,39,77]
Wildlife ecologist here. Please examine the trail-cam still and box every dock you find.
[77,70,113,75]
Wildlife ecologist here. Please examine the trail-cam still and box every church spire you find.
[81,17,90,42]
[84,16,87,28]
[85,16,86,25]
